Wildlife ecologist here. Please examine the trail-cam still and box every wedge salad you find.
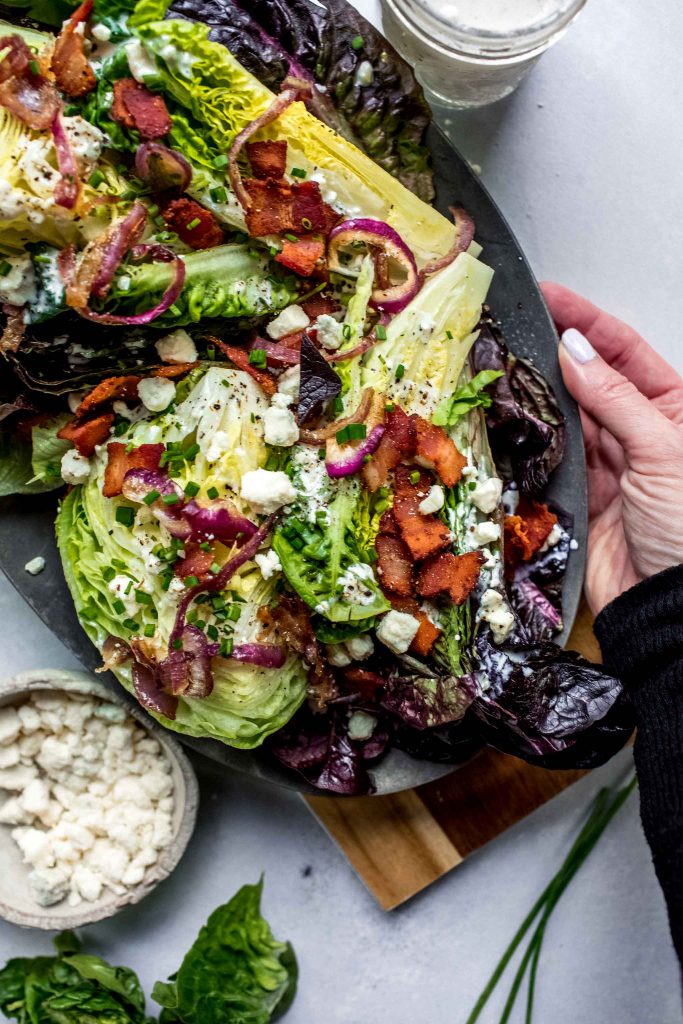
[0,0,633,792]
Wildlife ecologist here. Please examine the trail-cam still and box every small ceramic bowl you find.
[0,669,198,930]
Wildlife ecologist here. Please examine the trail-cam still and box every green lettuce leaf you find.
[432,369,504,428]
[152,879,297,1024]
[56,367,307,748]
[31,415,72,488]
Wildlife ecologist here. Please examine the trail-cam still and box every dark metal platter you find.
[0,121,587,796]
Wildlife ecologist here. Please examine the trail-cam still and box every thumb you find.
[559,327,674,458]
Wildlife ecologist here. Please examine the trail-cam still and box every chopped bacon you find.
[243,178,334,240]
[412,415,467,487]
[243,178,295,236]
[51,0,96,98]
[276,236,324,277]
[149,363,199,379]
[361,405,416,492]
[504,499,558,575]
[111,78,172,140]
[76,375,141,418]
[392,466,451,562]
[162,197,224,250]
[102,442,164,498]
[301,293,339,319]
[57,413,114,457]
[0,35,60,131]
[291,180,328,233]
[174,541,216,582]
[378,508,398,536]
[246,139,287,180]
[416,550,485,605]
[342,667,385,701]
[210,338,277,396]
[375,533,414,598]
[410,613,441,657]
[0,304,25,353]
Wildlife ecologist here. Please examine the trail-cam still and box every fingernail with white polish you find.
[560,328,596,364]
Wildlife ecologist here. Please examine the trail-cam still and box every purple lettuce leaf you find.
[470,634,633,769]
[167,0,435,201]
[381,672,476,730]
[472,317,566,495]
[509,504,573,642]
[298,333,341,424]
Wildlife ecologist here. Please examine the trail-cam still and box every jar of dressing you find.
[380,0,588,108]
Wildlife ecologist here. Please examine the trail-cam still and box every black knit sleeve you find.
[594,565,683,965]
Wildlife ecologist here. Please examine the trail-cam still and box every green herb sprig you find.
[465,774,637,1024]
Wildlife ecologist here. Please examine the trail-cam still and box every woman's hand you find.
[542,282,683,616]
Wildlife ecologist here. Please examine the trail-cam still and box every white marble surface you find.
[1,1,682,1021]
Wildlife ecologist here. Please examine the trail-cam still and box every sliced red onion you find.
[229,76,312,211]
[184,499,257,546]
[158,625,216,699]
[299,388,373,445]
[229,643,286,668]
[328,219,419,314]
[135,142,192,193]
[77,245,185,326]
[419,205,475,280]
[170,513,279,646]
[122,468,190,540]
[90,202,147,301]
[131,641,178,720]
[324,315,389,365]
[249,336,301,368]
[325,424,385,478]
[98,634,132,672]
[52,111,80,210]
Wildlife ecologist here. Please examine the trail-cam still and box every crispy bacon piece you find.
[276,236,324,277]
[416,550,484,605]
[378,508,398,536]
[246,139,287,180]
[0,304,25,353]
[0,35,60,131]
[342,667,384,701]
[375,533,414,598]
[243,178,294,236]
[150,363,199,379]
[504,499,558,575]
[412,415,467,487]
[387,594,442,656]
[258,593,337,711]
[102,442,164,498]
[174,541,216,582]
[57,413,114,457]
[361,405,416,493]
[162,197,224,250]
[76,375,141,418]
[209,338,277,396]
[291,180,328,233]
[301,293,339,319]
[111,78,172,139]
[51,0,96,98]
[393,466,451,562]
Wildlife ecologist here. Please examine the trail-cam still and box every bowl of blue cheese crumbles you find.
[0,669,198,929]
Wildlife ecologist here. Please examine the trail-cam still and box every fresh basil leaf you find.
[432,369,503,427]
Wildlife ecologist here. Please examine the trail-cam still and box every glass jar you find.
[380,0,588,108]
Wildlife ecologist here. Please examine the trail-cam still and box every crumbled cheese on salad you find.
[376,610,420,654]
[263,393,299,447]
[137,377,175,413]
[266,304,310,340]
[479,588,514,644]
[470,477,503,515]
[155,329,197,364]
[240,468,296,514]
[419,484,445,515]
[336,563,378,606]
[255,549,282,580]
[60,449,91,486]
[0,692,175,908]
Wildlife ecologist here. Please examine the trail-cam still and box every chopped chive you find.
[114,420,128,436]
[207,624,219,641]
[291,167,307,179]
[332,396,344,414]
[199,541,212,552]
[395,364,405,380]
[207,486,219,500]
[161,574,172,591]
[112,599,126,614]
[29,59,39,74]
[0,261,10,278]
[220,637,234,657]
[249,349,267,369]
[143,623,156,638]
[185,575,199,587]
[184,442,200,459]
[335,422,367,444]
[143,489,160,506]
[213,154,229,168]
[162,493,180,505]
[194,618,206,630]
[284,232,298,243]
[210,185,227,203]
[172,638,183,650]
[301,217,313,230]
[227,604,241,622]
[210,561,221,575]
[446,329,454,340]
[376,324,387,341]
[135,591,152,605]
[115,506,135,527]
[102,566,116,583]
[363,454,373,464]
[123,618,139,631]
[184,481,200,497]
[342,324,352,340]
[88,170,105,189]
[410,470,420,484]
[385,402,395,412]
[186,217,201,230]
[351,34,364,49]
[124,579,133,595]
[154,215,166,228]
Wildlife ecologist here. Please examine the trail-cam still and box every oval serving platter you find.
[0,119,587,797]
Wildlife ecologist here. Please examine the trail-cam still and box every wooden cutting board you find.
[305,601,598,910]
